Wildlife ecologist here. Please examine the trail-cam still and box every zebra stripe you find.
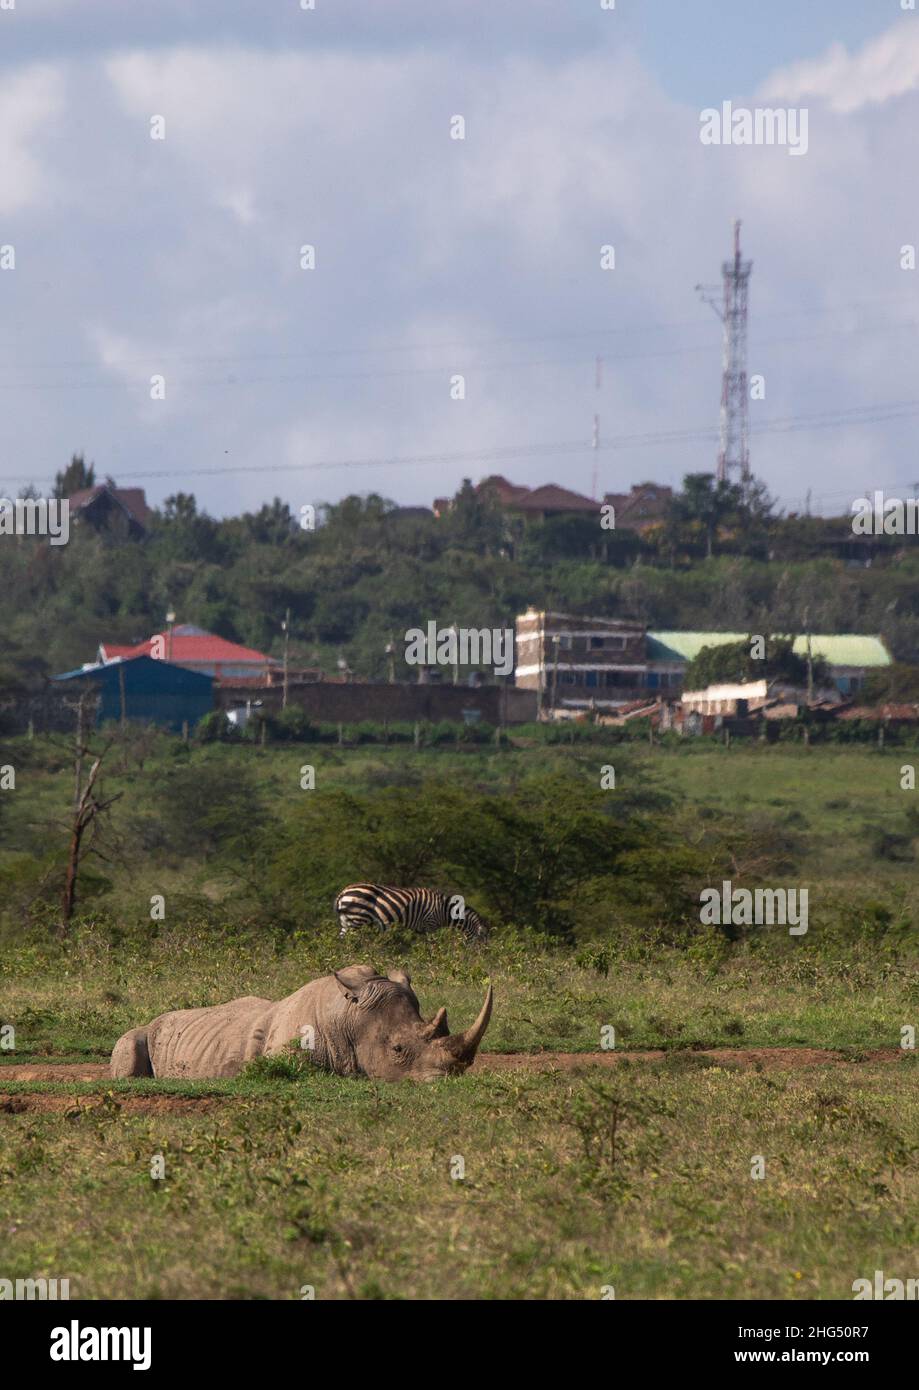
[334,884,488,941]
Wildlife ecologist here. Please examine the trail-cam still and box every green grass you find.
[1,1063,917,1300]
[2,923,917,1059]
[2,736,918,1299]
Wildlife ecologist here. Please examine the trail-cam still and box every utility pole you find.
[591,353,602,501]
[803,604,814,704]
[282,608,291,710]
[696,219,752,482]
[385,638,396,684]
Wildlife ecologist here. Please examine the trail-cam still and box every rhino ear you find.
[333,967,375,1003]
[387,969,412,987]
[423,1006,450,1039]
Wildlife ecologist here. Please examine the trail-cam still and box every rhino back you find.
[263,977,355,1073]
[147,996,273,1079]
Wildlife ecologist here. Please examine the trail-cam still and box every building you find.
[646,632,891,697]
[97,624,280,682]
[515,612,893,712]
[434,476,601,522]
[602,483,673,533]
[514,609,647,711]
[67,484,152,537]
[679,679,843,717]
[433,476,673,532]
[51,655,214,731]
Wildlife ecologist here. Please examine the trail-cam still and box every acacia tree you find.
[670,474,743,559]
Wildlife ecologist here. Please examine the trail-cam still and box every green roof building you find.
[645,632,891,697]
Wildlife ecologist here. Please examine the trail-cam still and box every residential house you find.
[97,624,280,682]
[67,483,152,537]
[602,482,673,533]
[434,475,601,522]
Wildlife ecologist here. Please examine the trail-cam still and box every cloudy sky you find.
[1,0,918,518]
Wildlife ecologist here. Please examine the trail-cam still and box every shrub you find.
[196,710,237,743]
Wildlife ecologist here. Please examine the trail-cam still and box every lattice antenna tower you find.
[695,219,753,482]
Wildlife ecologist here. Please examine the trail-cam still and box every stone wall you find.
[216,680,537,725]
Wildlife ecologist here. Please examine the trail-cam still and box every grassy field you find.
[1,924,917,1060]
[1,1060,916,1300]
[1,736,917,1299]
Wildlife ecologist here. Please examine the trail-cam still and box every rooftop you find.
[100,624,276,667]
[646,632,891,668]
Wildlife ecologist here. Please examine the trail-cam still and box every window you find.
[585,671,598,688]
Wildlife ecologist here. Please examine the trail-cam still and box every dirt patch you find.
[0,1047,907,1093]
[479,1047,905,1071]
[0,1092,221,1115]
[1,1064,110,1082]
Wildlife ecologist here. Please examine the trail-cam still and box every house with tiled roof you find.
[67,483,152,537]
[603,482,674,533]
[434,476,674,528]
[97,624,279,682]
[434,475,601,522]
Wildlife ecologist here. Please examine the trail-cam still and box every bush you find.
[259,770,699,938]
[196,710,237,743]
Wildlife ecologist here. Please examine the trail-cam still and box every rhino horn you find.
[443,985,493,1063]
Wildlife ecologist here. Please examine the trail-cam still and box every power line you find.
[0,296,916,385]
[5,395,919,491]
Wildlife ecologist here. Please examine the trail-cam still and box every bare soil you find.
[0,1048,907,1114]
[0,1092,222,1115]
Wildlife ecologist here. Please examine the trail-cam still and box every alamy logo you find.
[852,1270,919,1300]
[700,880,808,935]
[50,1320,151,1371]
[700,101,808,156]
[0,497,69,545]
[0,1276,70,1299]
[404,622,513,677]
[851,492,919,536]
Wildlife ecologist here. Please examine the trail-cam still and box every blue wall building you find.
[51,655,215,731]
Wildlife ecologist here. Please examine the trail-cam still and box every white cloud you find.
[759,19,919,113]
[0,65,63,215]
[1,32,918,516]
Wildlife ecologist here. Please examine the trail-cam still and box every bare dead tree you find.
[61,735,122,930]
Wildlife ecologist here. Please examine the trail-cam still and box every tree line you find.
[0,454,917,695]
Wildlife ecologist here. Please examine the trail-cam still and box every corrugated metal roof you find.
[52,655,214,688]
[647,632,891,668]
[99,632,275,665]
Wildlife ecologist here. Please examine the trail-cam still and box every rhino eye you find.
[392,1042,404,1053]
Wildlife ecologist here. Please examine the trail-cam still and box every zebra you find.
[335,884,489,942]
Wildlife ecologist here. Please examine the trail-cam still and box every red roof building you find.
[97,625,279,681]
[434,475,602,521]
[602,483,674,533]
[68,484,152,535]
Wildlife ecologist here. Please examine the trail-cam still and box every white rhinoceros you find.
[111,965,493,1082]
